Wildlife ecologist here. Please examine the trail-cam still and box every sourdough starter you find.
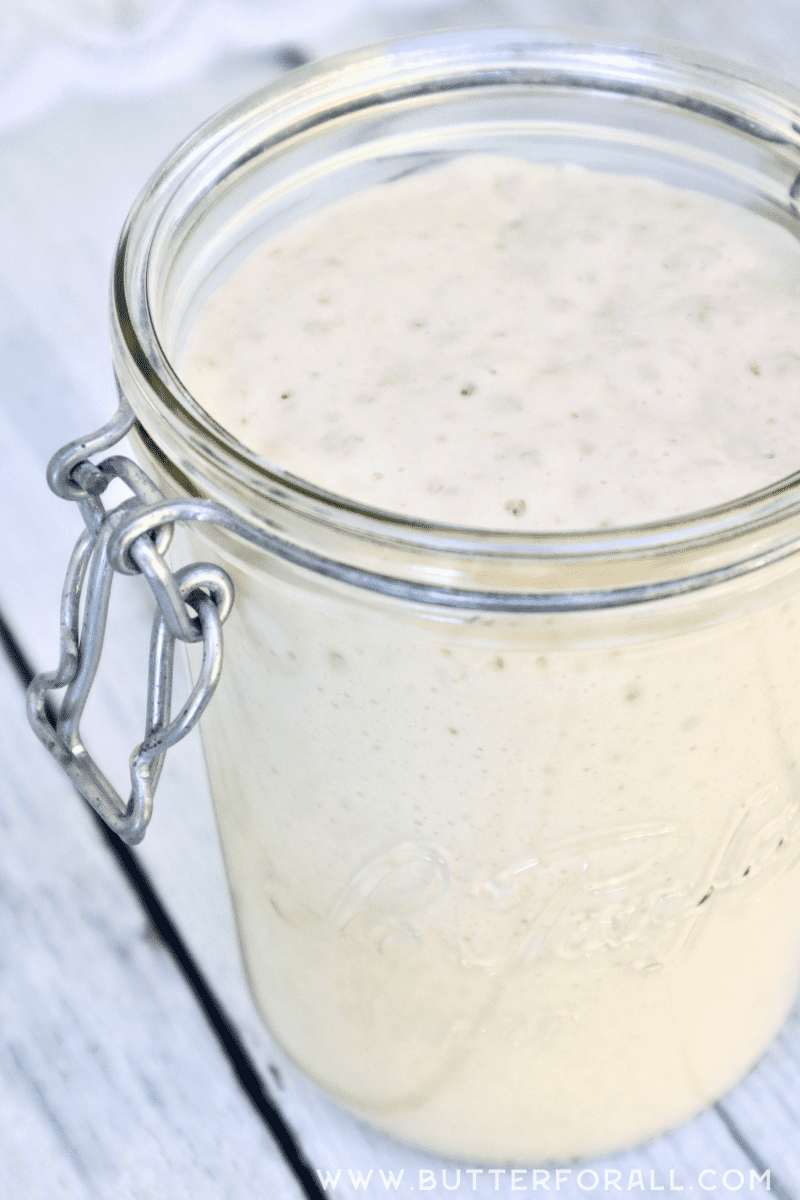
[177,157,800,1161]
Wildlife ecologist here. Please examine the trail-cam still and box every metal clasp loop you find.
[27,399,235,846]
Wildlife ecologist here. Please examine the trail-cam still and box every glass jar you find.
[111,28,800,1164]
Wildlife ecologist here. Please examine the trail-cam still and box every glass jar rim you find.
[111,25,800,606]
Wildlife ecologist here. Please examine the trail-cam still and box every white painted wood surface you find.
[0,658,308,1199]
[4,2,800,1197]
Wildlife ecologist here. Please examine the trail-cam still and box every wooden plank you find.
[2,9,800,1197]
[0,651,307,1200]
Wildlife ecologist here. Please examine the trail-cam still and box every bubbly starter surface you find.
[182,156,800,529]
[177,158,800,1162]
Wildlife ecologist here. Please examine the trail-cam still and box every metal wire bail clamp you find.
[27,399,235,846]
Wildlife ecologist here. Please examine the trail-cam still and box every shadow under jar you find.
[112,28,800,1163]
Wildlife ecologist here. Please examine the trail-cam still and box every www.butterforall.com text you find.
[315,1166,771,1193]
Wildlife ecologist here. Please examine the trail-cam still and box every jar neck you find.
[111,27,800,609]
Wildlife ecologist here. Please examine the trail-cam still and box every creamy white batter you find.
[173,157,800,1163]
[182,156,800,529]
